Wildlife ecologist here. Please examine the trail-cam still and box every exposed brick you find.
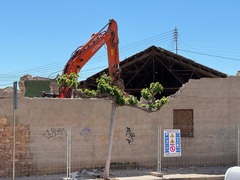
[0,116,32,177]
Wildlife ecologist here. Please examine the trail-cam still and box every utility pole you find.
[174,27,178,54]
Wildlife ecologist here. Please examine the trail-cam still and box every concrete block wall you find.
[0,76,240,176]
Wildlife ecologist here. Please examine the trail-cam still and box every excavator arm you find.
[54,19,123,98]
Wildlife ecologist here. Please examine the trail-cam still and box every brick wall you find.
[0,116,32,177]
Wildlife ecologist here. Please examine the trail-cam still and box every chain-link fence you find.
[0,124,239,179]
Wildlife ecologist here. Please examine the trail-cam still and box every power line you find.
[178,49,240,61]
[1,28,240,87]
[0,30,174,81]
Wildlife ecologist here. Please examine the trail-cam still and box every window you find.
[173,109,193,137]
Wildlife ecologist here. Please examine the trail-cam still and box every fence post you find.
[238,125,239,166]
[66,127,72,180]
[157,126,161,174]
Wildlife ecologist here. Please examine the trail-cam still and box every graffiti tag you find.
[80,127,92,141]
[126,127,135,145]
[43,128,66,140]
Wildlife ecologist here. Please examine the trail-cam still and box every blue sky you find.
[1,1,240,88]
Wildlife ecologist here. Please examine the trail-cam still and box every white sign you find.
[164,129,181,157]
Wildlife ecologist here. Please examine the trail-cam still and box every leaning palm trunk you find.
[103,103,117,179]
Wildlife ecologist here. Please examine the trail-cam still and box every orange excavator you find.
[43,19,124,98]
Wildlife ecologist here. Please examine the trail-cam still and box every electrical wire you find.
[178,49,240,61]
[177,35,240,75]
[1,28,240,87]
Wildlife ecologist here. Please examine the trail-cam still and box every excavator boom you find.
[63,19,120,78]
[43,19,123,98]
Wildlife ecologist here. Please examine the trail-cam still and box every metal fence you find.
[0,124,239,179]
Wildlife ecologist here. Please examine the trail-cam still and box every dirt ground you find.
[0,166,229,180]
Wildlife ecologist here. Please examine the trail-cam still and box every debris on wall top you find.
[0,86,14,98]
[19,74,50,93]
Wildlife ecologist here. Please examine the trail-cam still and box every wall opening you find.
[173,109,193,137]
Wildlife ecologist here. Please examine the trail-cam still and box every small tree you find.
[57,73,169,179]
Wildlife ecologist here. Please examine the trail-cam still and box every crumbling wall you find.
[19,74,52,97]
[1,76,240,177]
[0,116,32,177]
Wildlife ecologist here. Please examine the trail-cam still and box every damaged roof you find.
[80,46,227,98]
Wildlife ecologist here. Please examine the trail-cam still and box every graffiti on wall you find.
[100,134,108,147]
[80,127,92,141]
[114,128,122,139]
[126,127,135,145]
[100,128,122,147]
[43,127,66,141]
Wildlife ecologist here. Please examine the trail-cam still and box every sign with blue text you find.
[164,129,181,157]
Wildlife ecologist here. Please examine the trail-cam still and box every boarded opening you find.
[173,109,193,137]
